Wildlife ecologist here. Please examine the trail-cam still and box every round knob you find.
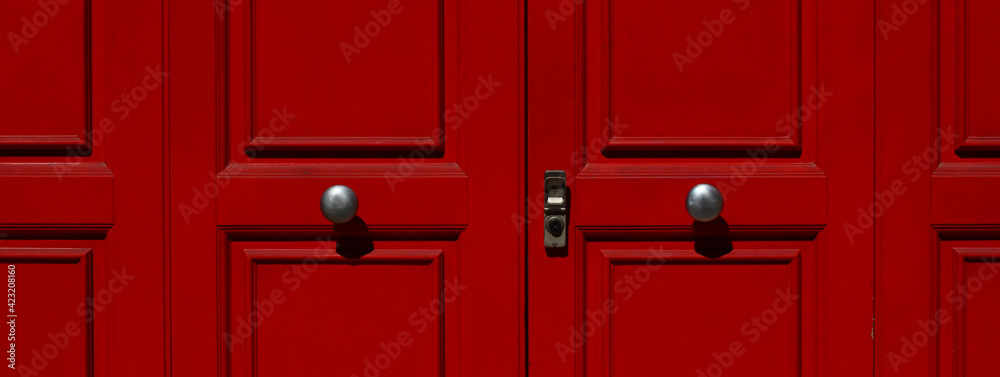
[685,183,723,222]
[320,185,358,224]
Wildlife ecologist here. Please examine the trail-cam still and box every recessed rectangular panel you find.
[932,0,1000,223]
[963,258,1000,377]
[0,248,91,377]
[254,263,439,377]
[607,0,802,152]
[585,241,811,377]
[950,0,1000,151]
[229,246,447,377]
[247,0,442,153]
[612,263,794,377]
[0,0,89,150]
[937,243,1000,377]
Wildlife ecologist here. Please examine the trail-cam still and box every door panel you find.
[0,0,113,225]
[878,0,1000,375]
[585,240,812,377]
[169,0,522,376]
[214,169,466,226]
[952,0,1000,149]
[575,175,825,226]
[230,0,448,154]
[227,241,455,377]
[935,242,1000,377]
[0,246,96,377]
[578,0,822,228]
[607,0,804,151]
[250,0,442,149]
[932,0,1000,224]
[0,0,88,148]
[0,0,163,376]
[529,0,873,376]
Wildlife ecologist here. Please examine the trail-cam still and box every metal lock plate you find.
[543,170,567,248]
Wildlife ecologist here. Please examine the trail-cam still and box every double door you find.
[2,0,996,376]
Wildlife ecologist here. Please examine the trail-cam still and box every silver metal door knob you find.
[321,185,358,224]
[686,183,723,222]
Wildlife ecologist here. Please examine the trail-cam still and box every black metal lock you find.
[543,170,567,247]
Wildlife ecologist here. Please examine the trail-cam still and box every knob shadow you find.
[331,216,375,259]
[692,217,733,259]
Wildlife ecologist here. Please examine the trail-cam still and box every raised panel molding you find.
[245,136,441,153]
[592,0,817,156]
[213,164,468,227]
[935,238,1000,377]
[220,231,460,377]
[226,0,453,158]
[603,136,800,154]
[230,247,447,377]
[0,0,95,154]
[215,0,470,228]
[0,0,111,226]
[941,0,1000,154]
[0,164,114,225]
[932,1,1000,223]
[0,247,91,262]
[0,135,89,151]
[575,164,827,227]
[581,239,817,377]
[0,247,94,376]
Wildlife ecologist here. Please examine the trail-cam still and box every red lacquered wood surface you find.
[168,0,523,376]
[528,0,873,376]
[0,0,164,375]
[878,0,1000,376]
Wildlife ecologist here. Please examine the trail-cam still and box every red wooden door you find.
[7,0,964,375]
[167,0,522,376]
[0,0,164,376]
[877,0,1000,376]
[528,0,873,376]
